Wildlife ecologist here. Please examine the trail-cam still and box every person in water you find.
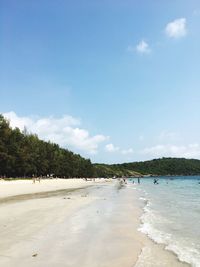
[153,178,159,184]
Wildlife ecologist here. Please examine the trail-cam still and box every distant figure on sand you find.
[137,177,140,184]
[123,178,127,184]
[32,175,41,184]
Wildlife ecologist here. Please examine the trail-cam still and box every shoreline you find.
[0,179,144,267]
[135,183,191,267]
[0,179,193,267]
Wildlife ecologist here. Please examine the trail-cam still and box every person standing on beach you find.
[137,177,140,184]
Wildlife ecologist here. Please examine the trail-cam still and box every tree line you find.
[94,157,200,177]
[2,113,200,178]
[0,114,93,178]
[118,157,200,175]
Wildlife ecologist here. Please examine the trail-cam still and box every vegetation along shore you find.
[1,114,200,179]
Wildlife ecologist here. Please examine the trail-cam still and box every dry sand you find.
[0,179,189,267]
[0,178,100,198]
[0,179,144,267]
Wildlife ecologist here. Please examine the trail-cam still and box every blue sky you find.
[1,0,200,163]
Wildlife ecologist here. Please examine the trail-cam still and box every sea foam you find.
[136,178,200,267]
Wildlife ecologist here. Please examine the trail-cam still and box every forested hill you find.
[2,114,200,178]
[0,115,93,178]
[94,158,200,177]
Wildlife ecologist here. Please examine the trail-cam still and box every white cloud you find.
[121,148,133,155]
[165,18,187,38]
[105,143,134,156]
[128,40,151,54]
[3,111,108,154]
[141,144,200,159]
[105,143,119,152]
[136,40,151,54]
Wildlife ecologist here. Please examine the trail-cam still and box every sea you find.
[131,176,200,267]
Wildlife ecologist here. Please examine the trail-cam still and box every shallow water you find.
[131,176,200,267]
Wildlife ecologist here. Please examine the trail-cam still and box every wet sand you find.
[0,180,144,267]
[0,180,190,267]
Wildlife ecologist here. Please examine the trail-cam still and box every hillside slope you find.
[94,158,200,177]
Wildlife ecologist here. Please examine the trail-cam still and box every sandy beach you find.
[0,178,143,267]
[0,179,190,267]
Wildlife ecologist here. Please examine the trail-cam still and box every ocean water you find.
[132,176,200,267]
